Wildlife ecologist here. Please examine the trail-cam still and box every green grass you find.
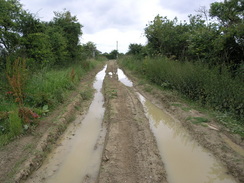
[144,86,153,93]
[80,88,93,100]
[186,116,209,124]
[0,59,104,146]
[119,55,244,137]
[9,110,23,136]
[107,88,118,99]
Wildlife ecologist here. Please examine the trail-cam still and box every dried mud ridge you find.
[99,61,167,183]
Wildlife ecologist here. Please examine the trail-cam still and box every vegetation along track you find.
[1,60,243,183]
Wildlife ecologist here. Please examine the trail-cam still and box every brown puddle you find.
[26,65,107,183]
[137,93,237,183]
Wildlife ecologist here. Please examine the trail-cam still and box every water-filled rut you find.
[137,93,237,183]
[25,61,240,183]
[26,65,107,183]
[117,65,237,183]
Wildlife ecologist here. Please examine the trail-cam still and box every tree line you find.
[0,0,100,70]
[127,0,243,76]
[0,0,106,145]
[122,0,243,126]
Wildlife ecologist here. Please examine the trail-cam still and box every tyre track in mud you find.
[99,60,167,183]
[119,61,244,183]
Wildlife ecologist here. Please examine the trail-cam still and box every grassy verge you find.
[0,58,105,146]
[119,56,244,137]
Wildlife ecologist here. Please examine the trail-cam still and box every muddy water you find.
[137,93,237,183]
[117,67,237,183]
[117,68,133,87]
[26,65,107,183]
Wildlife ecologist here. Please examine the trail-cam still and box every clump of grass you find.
[0,109,23,146]
[25,66,84,107]
[105,87,117,99]
[110,89,118,98]
[144,86,153,93]
[186,116,209,124]
[181,107,191,111]
[9,110,23,136]
[80,89,93,100]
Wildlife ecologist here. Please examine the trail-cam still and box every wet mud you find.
[26,65,107,183]
[138,93,237,183]
[22,60,243,183]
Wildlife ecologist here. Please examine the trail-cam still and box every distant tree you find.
[105,50,118,60]
[127,43,143,55]
[80,41,97,59]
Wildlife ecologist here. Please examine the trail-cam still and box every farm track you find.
[0,60,243,183]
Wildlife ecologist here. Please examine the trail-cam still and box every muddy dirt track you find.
[0,60,243,183]
[99,61,167,182]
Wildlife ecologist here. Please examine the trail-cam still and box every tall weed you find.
[6,58,27,106]
[0,59,103,145]
[120,56,244,122]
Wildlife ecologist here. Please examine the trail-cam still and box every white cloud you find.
[82,29,146,53]
[19,0,223,53]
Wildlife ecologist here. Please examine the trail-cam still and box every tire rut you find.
[98,60,167,183]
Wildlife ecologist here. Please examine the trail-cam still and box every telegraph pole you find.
[116,41,118,59]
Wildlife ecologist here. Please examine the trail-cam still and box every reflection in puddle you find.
[137,93,237,183]
[27,65,107,183]
[108,72,113,77]
[117,68,133,87]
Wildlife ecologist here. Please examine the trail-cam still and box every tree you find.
[127,43,143,55]
[144,15,189,59]
[52,10,83,62]
[210,0,244,69]
[105,50,119,60]
[45,25,68,65]
[0,0,22,54]
[80,41,97,60]
[186,14,219,63]
[210,0,243,27]
[24,32,53,67]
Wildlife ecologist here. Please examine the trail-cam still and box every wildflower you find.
[6,91,13,95]
[31,111,39,119]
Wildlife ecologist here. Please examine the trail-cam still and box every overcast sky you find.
[19,0,221,53]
